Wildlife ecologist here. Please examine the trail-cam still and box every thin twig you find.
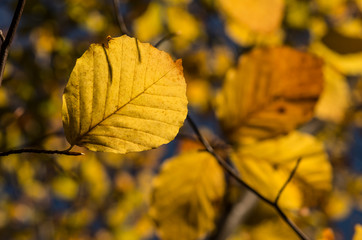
[0,148,83,157]
[0,0,26,85]
[0,30,5,43]
[112,0,130,36]
[275,157,302,204]
[186,114,309,240]
[111,0,141,62]
[186,115,271,203]
[212,191,258,240]
[154,33,177,48]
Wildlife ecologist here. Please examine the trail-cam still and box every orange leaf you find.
[216,46,324,141]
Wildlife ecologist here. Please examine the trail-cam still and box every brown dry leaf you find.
[215,46,324,141]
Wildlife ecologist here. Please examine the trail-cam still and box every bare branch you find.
[0,30,5,43]
[0,148,83,157]
[275,157,302,205]
[154,33,177,48]
[0,0,26,85]
[211,191,258,240]
[186,114,310,240]
[112,0,130,36]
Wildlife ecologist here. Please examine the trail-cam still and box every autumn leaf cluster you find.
[0,0,362,239]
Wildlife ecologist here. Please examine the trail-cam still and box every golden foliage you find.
[51,176,79,200]
[315,65,350,123]
[62,35,188,154]
[150,151,225,240]
[324,190,352,220]
[133,3,201,50]
[218,0,284,33]
[231,131,332,209]
[319,228,335,240]
[235,219,299,240]
[217,0,285,45]
[310,29,362,75]
[133,2,163,42]
[216,46,324,141]
[166,6,201,49]
[353,224,362,240]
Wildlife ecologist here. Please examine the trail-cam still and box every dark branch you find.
[112,0,130,36]
[111,0,141,62]
[275,157,302,204]
[0,0,26,85]
[186,114,310,240]
[0,148,84,157]
[0,30,5,43]
[211,191,258,240]
[154,33,177,48]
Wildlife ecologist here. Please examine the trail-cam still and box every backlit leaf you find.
[310,29,362,75]
[319,228,335,240]
[233,219,299,240]
[62,35,188,154]
[215,46,324,141]
[315,65,350,123]
[353,224,362,240]
[51,176,79,200]
[217,0,285,46]
[166,6,201,50]
[150,151,225,240]
[231,131,332,209]
[133,2,163,42]
[324,190,352,220]
[217,0,285,33]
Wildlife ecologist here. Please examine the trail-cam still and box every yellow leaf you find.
[81,155,110,202]
[62,35,188,154]
[52,176,79,200]
[315,0,347,14]
[358,0,362,11]
[324,190,352,220]
[285,0,310,28]
[133,2,163,42]
[315,65,350,123]
[224,19,284,46]
[215,47,324,141]
[217,0,285,46]
[235,219,299,240]
[150,151,225,240]
[318,228,335,240]
[310,29,362,75]
[217,0,285,33]
[186,78,211,112]
[353,224,362,240]
[166,6,201,50]
[231,131,332,209]
[163,0,192,4]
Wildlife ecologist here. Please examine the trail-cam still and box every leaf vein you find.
[84,134,149,147]
[114,113,179,127]
[99,124,169,141]
[128,102,185,114]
